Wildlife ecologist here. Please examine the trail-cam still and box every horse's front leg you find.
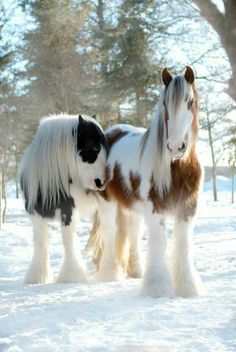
[141,207,174,297]
[24,214,53,284]
[57,209,87,283]
[172,217,205,297]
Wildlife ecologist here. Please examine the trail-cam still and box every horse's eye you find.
[93,146,100,152]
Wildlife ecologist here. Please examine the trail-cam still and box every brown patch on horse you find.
[148,148,202,220]
[129,171,141,193]
[99,128,134,203]
[105,163,141,208]
[106,128,129,150]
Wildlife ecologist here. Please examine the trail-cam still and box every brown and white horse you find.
[87,67,205,297]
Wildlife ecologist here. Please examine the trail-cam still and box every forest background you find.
[0,0,235,226]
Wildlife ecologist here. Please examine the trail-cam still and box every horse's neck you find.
[139,113,172,198]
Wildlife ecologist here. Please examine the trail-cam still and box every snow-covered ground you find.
[0,179,235,352]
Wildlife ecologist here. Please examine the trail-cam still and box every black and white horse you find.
[19,114,108,284]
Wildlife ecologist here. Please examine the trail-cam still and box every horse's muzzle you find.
[94,178,105,190]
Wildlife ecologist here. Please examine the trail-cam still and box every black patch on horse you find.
[25,187,75,226]
[75,118,108,164]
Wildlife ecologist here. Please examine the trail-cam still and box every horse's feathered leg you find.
[57,211,87,283]
[141,205,174,297]
[96,198,123,282]
[24,214,53,284]
[172,217,206,297]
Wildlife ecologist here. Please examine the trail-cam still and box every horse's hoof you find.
[97,263,124,282]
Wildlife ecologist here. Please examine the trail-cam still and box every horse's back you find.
[106,124,145,167]
[106,124,145,147]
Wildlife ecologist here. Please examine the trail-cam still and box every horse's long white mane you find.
[141,76,192,198]
[19,114,94,212]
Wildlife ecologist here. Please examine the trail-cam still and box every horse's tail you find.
[85,211,104,269]
[85,206,130,275]
[116,206,130,274]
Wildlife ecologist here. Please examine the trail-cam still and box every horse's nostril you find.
[178,142,186,152]
[94,178,103,188]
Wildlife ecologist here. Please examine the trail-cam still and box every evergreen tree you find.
[82,0,121,126]
[103,0,163,126]
[0,6,16,222]
[21,0,92,119]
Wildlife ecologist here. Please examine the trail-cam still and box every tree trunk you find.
[16,177,19,199]
[3,195,7,224]
[15,157,19,199]
[192,0,236,102]
[231,164,235,204]
[0,168,2,230]
[207,113,218,201]
[97,0,107,77]
[117,106,122,123]
[212,165,218,202]
[135,88,146,125]
[2,167,6,223]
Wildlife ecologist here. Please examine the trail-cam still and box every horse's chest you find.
[70,184,98,217]
[149,162,202,217]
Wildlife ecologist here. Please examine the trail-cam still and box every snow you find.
[0,179,236,352]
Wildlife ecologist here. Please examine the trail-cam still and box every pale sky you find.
[1,0,234,166]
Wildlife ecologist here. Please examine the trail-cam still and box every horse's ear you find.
[161,68,172,87]
[92,114,96,120]
[78,114,84,125]
[184,66,195,84]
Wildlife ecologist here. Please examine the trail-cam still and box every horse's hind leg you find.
[115,207,129,276]
[172,217,205,297]
[57,211,87,283]
[24,214,53,284]
[127,211,144,278]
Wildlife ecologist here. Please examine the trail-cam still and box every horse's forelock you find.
[165,76,191,114]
